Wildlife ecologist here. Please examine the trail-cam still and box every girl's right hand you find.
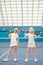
[24,33,26,38]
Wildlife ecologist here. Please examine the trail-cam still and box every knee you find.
[27,48,30,53]
[9,49,12,53]
[32,49,35,53]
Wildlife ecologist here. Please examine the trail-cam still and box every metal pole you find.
[15,0,18,26]
[0,0,5,26]
[37,0,40,26]
[4,0,8,26]
[21,0,23,26]
[32,0,34,26]
[10,0,13,26]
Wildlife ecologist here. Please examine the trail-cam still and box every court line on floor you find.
[0,50,8,59]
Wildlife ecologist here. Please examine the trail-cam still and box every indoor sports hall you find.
[0,0,43,65]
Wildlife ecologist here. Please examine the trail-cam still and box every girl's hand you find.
[24,33,26,38]
[9,34,11,38]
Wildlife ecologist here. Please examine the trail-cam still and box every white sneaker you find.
[34,58,37,62]
[25,58,28,62]
[14,58,17,62]
[3,58,8,62]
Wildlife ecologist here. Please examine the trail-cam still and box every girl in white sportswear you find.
[24,27,41,62]
[4,28,19,62]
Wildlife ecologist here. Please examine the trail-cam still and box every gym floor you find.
[0,42,43,65]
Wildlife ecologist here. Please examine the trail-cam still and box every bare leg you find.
[6,46,13,59]
[32,48,37,62]
[14,46,18,59]
[32,48,37,59]
[25,47,30,59]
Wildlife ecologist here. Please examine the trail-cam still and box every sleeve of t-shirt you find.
[34,34,38,38]
[16,34,19,42]
[34,35,37,37]
[16,34,19,38]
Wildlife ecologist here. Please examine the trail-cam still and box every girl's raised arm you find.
[9,33,11,38]
[34,32,42,38]
[34,35,40,38]
[24,33,29,38]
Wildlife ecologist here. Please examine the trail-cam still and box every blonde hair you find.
[29,27,35,34]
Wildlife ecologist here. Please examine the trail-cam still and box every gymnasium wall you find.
[0,26,43,42]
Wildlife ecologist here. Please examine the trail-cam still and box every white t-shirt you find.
[25,33,36,47]
[10,33,18,46]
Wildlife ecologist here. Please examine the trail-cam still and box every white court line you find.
[0,50,8,59]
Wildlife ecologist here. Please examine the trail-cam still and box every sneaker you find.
[3,58,8,62]
[14,58,17,62]
[34,58,37,63]
[25,58,28,62]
